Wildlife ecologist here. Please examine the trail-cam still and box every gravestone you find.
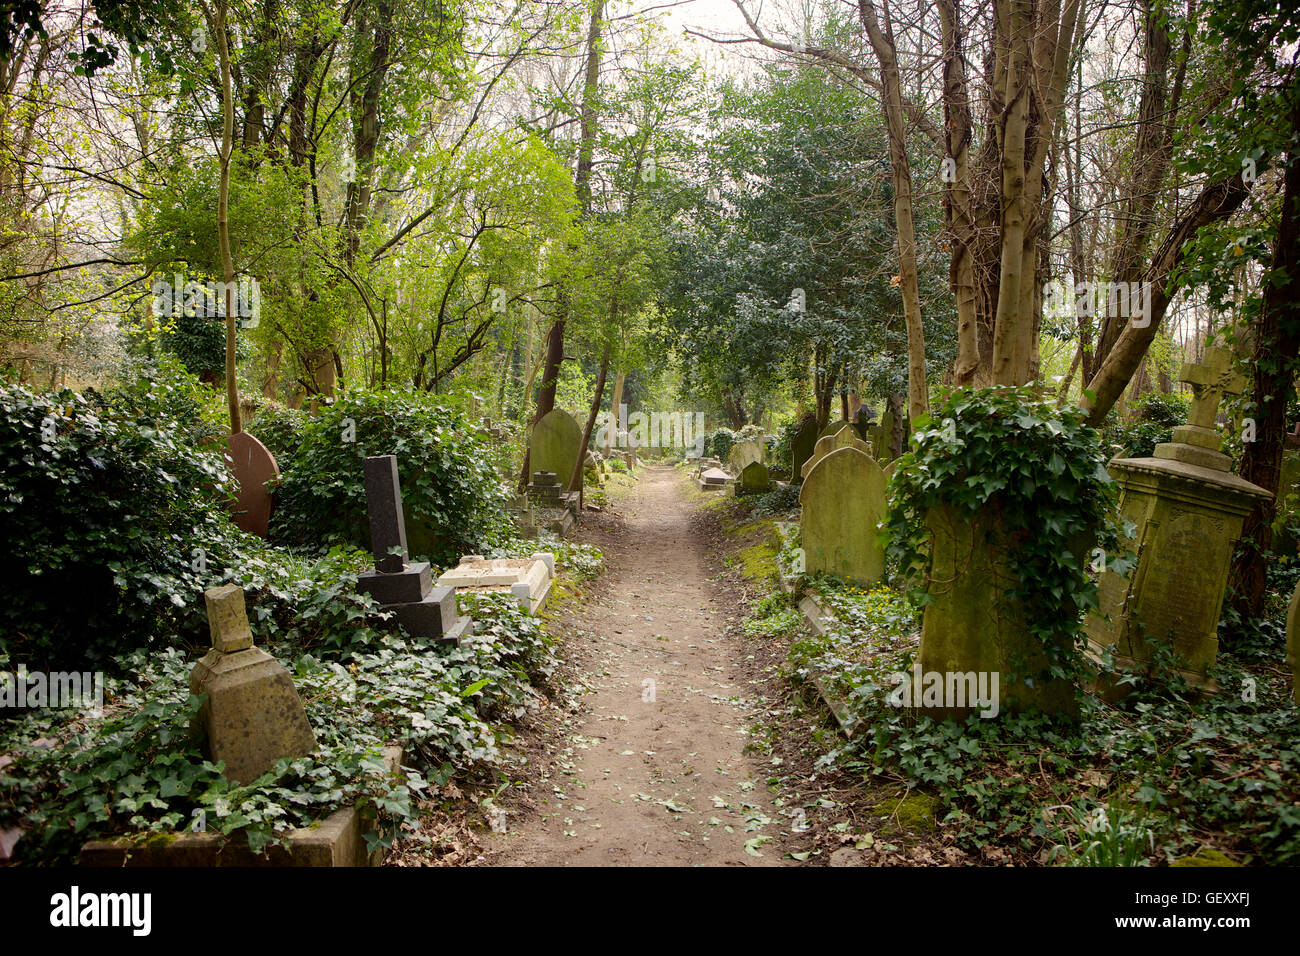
[225,431,279,537]
[507,493,539,540]
[866,407,896,464]
[736,461,771,496]
[852,406,875,441]
[728,440,763,474]
[819,420,851,440]
[356,455,472,645]
[919,505,1086,717]
[531,409,584,502]
[437,553,554,615]
[790,418,819,484]
[798,446,887,586]
[1085,348,1272,689]
[882,459,899,480]
[1288,582,1300,708]
[190,585,317,785]
[802,428,873,479]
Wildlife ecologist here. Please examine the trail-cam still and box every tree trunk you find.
[213,0,242,435]
[571,345,611,494]
[1227,91,1300,623]
[605,369,626,455]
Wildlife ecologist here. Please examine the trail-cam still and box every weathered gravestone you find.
[728,439,763,474]
[802,427,873,479]
[736,460,771,496]
[225,431,279,537]
[798,446,887,586]
[531,409,584,502]
[790,418,819,483]
[819,420,851,440]
[866,407,896,465]
[1084,347,1272,690]
[190,584,317,785]
[882,459,899,481]
[356,455,472,645]
[918,505,1086,718]
[437,553,555,615]
[1287,581,1300,708]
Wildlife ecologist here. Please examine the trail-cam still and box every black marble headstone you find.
[364,455,408,573]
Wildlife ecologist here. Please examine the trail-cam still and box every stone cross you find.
[205,584,254,653]
[1180,346,1246,429]
[364,455,409,573]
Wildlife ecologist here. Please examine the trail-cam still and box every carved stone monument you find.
[190,585,317,785]
[1085,348,1272,689]
[356,455,472,645]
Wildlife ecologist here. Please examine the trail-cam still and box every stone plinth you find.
[698,466,733,491]
[190,586,317,785]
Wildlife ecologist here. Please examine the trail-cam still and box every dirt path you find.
[487,465,792,866]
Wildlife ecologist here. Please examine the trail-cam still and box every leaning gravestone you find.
[737,460,771,496]
[799,446,887,586]
[356,455,472,645]
[225,431,279,537]
[531,409,584,500]
[1085,347,1271,689]
[1288,582,1300,708]
[190,584,317,785]
[790,418,819,484]
[802,427,873,479]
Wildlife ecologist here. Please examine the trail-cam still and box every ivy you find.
[884,386,1132,687]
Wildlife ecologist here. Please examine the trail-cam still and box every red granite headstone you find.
[225,431,279,537]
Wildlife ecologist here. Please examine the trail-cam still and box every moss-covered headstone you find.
[737,460,771,496]
[531,409,584,495]
[728,439,763,474]
[801,427,872,479]
[798,446,886,586]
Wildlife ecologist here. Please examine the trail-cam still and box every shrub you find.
[704,427,736,461]
[0,373,238,668]
[265,390,512,565]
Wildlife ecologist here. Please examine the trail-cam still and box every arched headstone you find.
[802,427,872,479]
[819,420,851,440]
[531,409,584,493]
[799,446,887,585]
[225,431,279,538]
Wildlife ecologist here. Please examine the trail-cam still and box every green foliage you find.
[704,427,736,460]
[1104,392,1190,459]
[264,389,511,565]
[791,574,1300,862]
[751,483,801,516]
[0,593,560,864]
[743,591,801,639]
[0,371,235,668]
[885,386,1130,685]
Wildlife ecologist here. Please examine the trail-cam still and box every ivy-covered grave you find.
[0,372,605,865]
[702,387,1300,865]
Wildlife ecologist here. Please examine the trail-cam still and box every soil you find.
[484,465,796,866]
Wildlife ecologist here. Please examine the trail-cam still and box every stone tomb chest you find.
[436,553,555,615]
